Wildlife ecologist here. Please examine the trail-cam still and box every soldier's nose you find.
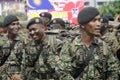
[30,30,35,35]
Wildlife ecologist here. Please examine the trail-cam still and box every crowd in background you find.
[0,6,120,80]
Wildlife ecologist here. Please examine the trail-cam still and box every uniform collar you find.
[75,36,98,48]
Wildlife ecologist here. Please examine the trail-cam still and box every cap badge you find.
[35,18,40,23]
[41,13,45,16]
[53,20,56,23]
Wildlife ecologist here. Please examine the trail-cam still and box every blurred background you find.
[0,0,119,24]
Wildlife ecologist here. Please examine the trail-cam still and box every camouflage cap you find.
[27,17,44,29]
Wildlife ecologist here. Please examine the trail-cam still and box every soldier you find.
[0,21,4,48]
[116,24,120,60]
[116,24,120,44]
[100,16,109,36]
[105,13,114,21]
[18,27,31,45]
[49,18,79,42]
[39,12,52,30]
[0,22,4,80]
[21,17,64,80]
[61,7,108,80]
[105,19,120,80]
[0,22,4,35]
[68,7,118,80]
[115,14,120,22]
[49,18,69,41]
[50,18,65,30]
[99,25,119,80]
[46,18,75,80]
[0,15,24,80]
[45,18,64,55]
[115,23,120,80]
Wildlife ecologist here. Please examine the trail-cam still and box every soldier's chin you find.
[94,33,101,37]
[12,32,18,35]
[33,36,39,40]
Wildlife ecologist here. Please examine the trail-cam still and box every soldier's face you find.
[83,15,101,36]
[0,28,4,34]
[8,21,20,35]
[41,17,50,25]
[50,24,63,30]
[116,30,120,43]
[28,24,44,40]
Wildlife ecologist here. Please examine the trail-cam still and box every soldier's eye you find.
[29,29,32,32]
[92,18,96,22]
[98,18,102,22]
[10,22,19,26]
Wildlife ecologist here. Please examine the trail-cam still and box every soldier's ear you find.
[81,25,85,29]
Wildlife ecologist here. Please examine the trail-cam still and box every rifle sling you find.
[72,44,95,78]
[84,44,95,65]
[0,40,17,66]
[33,44,43,66]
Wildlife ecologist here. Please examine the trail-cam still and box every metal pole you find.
[94,0,96,7]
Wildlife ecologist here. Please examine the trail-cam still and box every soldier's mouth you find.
[95,28,100,32]
[33,35,38,39]
[13,29,19,33]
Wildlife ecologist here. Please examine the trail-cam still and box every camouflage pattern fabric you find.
[103,29,119,51]
[97,35,119,80]
[0,34,24,80]
[68,36,104,80]
[21,35,63,80]
[48,36,74,80]
[18,28,32,45]
[60,35,118,80]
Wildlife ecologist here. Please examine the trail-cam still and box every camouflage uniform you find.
[0,34,24,80]
[104,29,119,53]
[45,30,81,80]
[57,40,74,80]
[22,35,63,80]
[98,35,119,80]
[18,28,32,45]
[65,36,107,80]
[57,30,79,43]
[46,32,74,80]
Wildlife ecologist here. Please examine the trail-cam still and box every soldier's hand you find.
[10,74,21,80]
